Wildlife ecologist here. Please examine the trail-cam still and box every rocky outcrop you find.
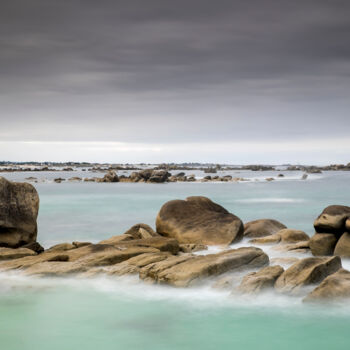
[0,247,37,260]
[334,232,350,257]
[156,196,244,245]
[0,177,39,248]
[304,269,350,302]
[97,170,119,183]
[274,256,342,294]
[309,233,337,256]
[310,205,350,257]
[243,219,286,238]
[237,265,284,294]
[139,247,269,287]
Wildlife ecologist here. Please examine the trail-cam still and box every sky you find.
[1,0,350,164]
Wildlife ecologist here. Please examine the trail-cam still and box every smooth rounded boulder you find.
[156,196,244,245]
[314,205,350,234]
[244,219,286,238]
[0,177,39,248]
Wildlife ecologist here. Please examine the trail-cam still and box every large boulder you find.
[309,233,337,256]
[243,219,286,238]
[156,196,244,245]
[237,265,284,294]
[314,205,350,235]
[334,232,350,257]
[277,229,309,243]
[139,247,269,287]
[274,256,342,294]
[0,177,39,248]
[304,269,350,302]
[99,170,119,183]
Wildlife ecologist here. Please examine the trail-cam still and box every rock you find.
[156,196,244,245]
[54,178,65,183]
[304,269,350,302]
[249,234,281,245]
[237,265,284,294]
[346,218,350,232]
[301,174,308,180]
[0,177,39,248]
[314,205,350,234]
[0,247,37,260]
[86,252,172,277]
[47,243,76,252]
[334,232,350,257]
[277,229,309,243]
[309,233,337,256]
[148,170,170,183]
[272,241,310,253]
[72,241,92,248]
[101,170,119,183]
[68,177,82,182]
[274,256,342,294]
[270,257,299,267]
[179,244,208,253]
[212,276,236,290]
[104,237,180,255]
[265,178,274,182]
[139,247,269,287]
[123,223,159,239]
[22,242,45,254]
[244,219,287,238]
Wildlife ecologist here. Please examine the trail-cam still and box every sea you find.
[0,168,349,350]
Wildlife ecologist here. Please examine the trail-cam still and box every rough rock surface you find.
[0,177,39,248]
[156,196,244,245]
[277,229,309,243]
[334,232,350,257]
[243,219,286,238]
[139,247,269,287]
[275,256,342,294]
[237,265,284,294]
[309,233,337,256]
[304,269,350,302]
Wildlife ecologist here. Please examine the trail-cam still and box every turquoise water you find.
[1,170,350,349]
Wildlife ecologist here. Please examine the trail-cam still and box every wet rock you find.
[309,233,337,256]
[140,247,269,287]
[237,265,284,294]
[304,269,350,302]
[156,196,244,245]
[334,232,350,257]
[314,205,350,235]
[249,234,281,244]
[0,177,39,248]
[274,256,342,294]
[0,247,37,260]
[244,219,286,238]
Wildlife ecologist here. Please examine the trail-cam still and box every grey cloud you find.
[0,0,349,147]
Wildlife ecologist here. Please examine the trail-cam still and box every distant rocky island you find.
[1,176,350,302]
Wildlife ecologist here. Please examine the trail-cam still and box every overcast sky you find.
[1,0,350,163]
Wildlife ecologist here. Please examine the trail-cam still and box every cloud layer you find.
[1,1,349,162]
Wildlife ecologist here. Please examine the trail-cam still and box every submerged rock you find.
[274,256,342,294]
[304,269,350,302]
[156,196,244,245]
[139,247,269,287]
[0,177,39,248]
[237,265,284,294]
[243,219,286,238]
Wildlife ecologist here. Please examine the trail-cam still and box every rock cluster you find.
[1,178,350,302]
[310,205,350,257]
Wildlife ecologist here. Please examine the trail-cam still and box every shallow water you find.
[1,170,350,349]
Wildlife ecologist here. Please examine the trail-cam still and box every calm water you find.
[1,170,350,349]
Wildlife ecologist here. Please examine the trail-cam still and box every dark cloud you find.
[0,0,349,148]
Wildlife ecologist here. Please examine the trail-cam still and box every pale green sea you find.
[1,170,350,350]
